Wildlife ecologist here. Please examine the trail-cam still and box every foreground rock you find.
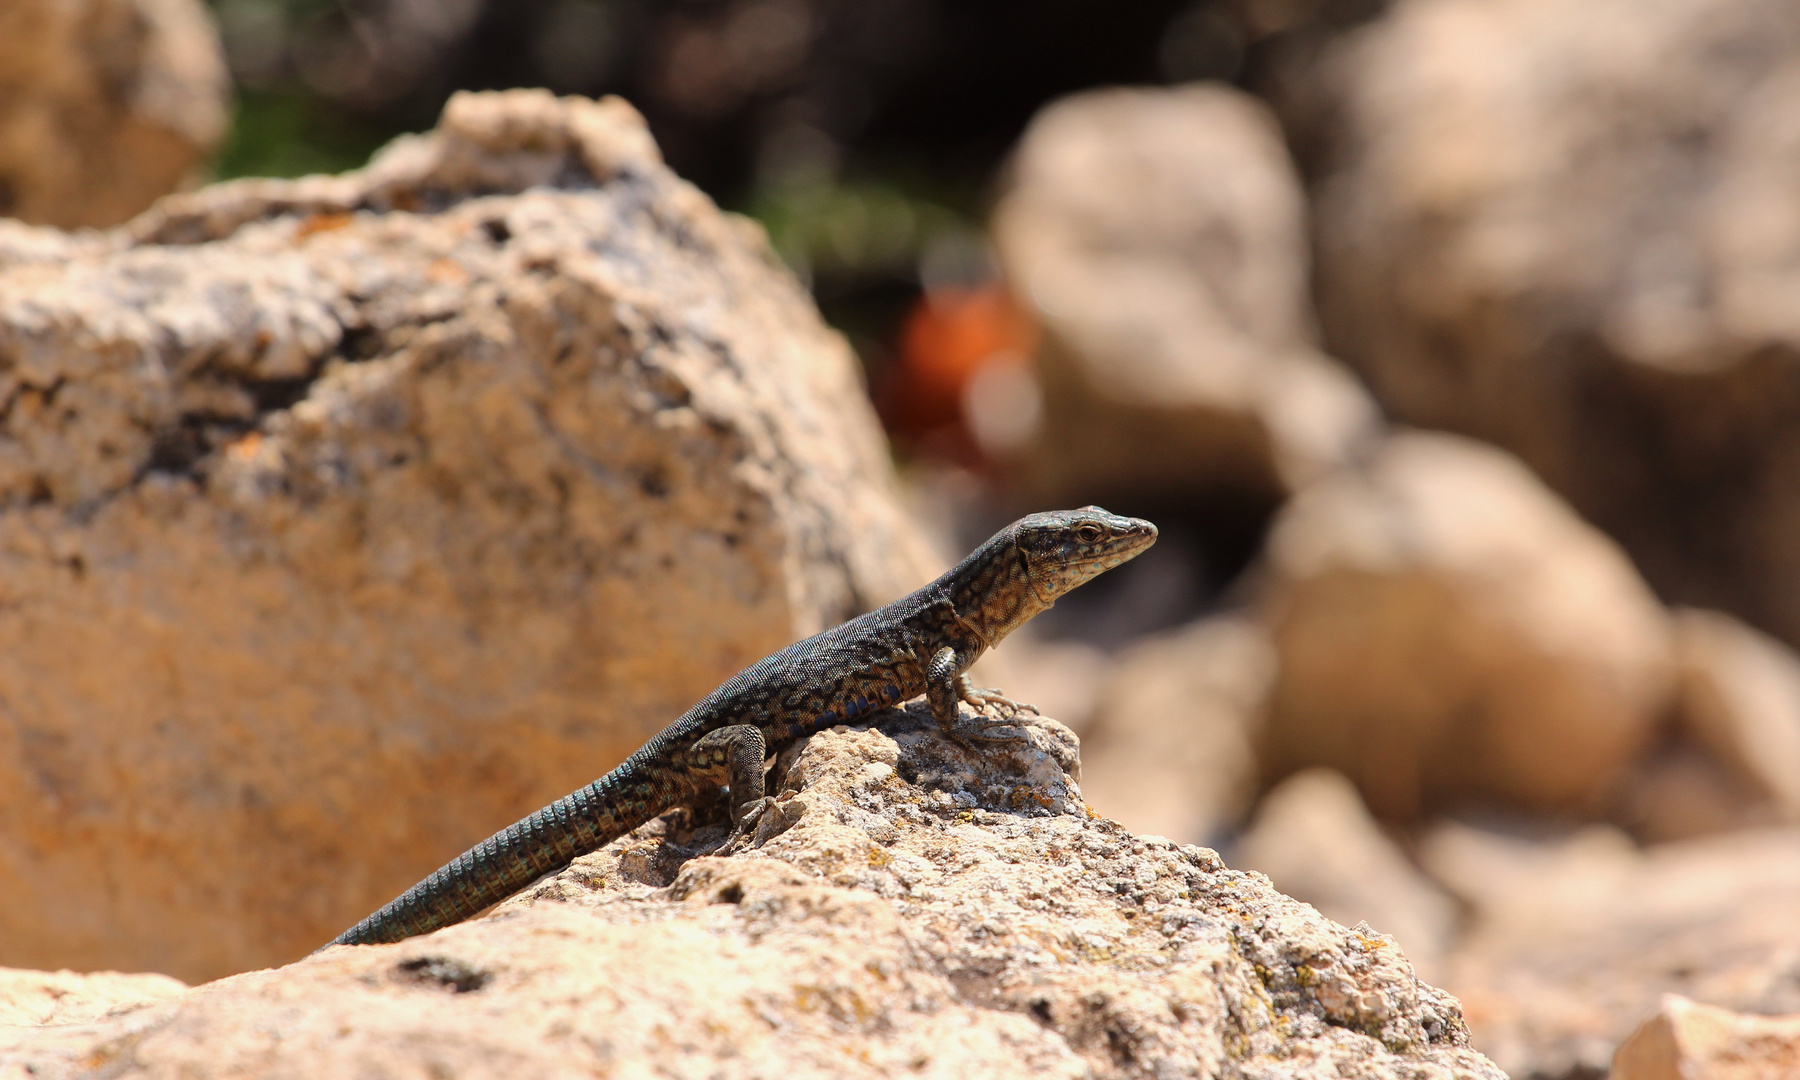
[1612,995,1800,1080]
[0,711,1502,1080]
[0,0,228,227]
[992,84,1378,508]
[0,969,186,1027]
[1260,431,1673,817]
[1425,822,1800,1078]
[1308,0,1800,648]
[0,90,938,981]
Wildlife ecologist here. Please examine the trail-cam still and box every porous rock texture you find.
[1612,994,1800,1080]
[0,710,1504,1080]
[1307,0,1800,648]
[1259,431,1674,817]
[0,0,229,228]
[991,84,1378,509]
[1424,822,1800,1079]
[0,969,186,1027]
[0,89,939,982]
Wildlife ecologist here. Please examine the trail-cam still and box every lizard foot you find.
[957,685,1039,719]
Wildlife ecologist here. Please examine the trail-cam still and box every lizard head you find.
[1014,506,1158,607]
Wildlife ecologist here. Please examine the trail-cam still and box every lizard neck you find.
[940,526,1047,650]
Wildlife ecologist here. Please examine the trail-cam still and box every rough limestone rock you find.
[991,84,1378,508]
[1612,995,1800,1080]
[1233,769,1458,984]
[1078,615,1273,845]
[1260,431,1674,817]
[0,89,939,982]
[1424,822,1800,1079]
[0,0,228,228]
[0,969,186,1027]
[0,710,1504,1080]
[1307,0,1800,648]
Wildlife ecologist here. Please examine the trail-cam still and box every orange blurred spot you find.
[294,212,353,240]
[879,285,1037,462]
[426,258,468,284]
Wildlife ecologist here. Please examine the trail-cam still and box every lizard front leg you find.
[688,725,773,833]
[954,672,1039,718]
[927,646,1029,749]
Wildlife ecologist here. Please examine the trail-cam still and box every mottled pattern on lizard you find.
[326,506,1157,947]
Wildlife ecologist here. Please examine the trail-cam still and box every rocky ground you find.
[0,708,1502,1080]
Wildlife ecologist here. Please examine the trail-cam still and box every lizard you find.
[326,505,1157,947]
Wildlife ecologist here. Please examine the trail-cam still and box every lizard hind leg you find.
[687,725,774,834]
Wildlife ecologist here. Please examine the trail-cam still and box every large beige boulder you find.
[0,0,228,228]
[0,90,938,982]
[1308,0,1800,647]
[1260,431,1674,816]
[1233,769,1459,983]
[0,709,1504,1080]
[992,84,1378,507]
[1425,823,1800,1078]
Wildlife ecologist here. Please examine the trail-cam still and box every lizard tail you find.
[324,756,674,948]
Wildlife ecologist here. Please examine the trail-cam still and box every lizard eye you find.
[1075,524,1103,544]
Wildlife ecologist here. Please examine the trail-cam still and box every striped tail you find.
[327,760,669,947]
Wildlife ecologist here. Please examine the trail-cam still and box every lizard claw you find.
[958,685,1038,718]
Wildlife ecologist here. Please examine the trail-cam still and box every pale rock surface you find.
[0,709,1504,1080]
[0,0,228,228]
[992,84,1378,507]
[0,90,938,981]
[0,969,186,1027]
[1260,430,1674,816]
[1233,769,1459,984]
[1424,822,1800,1079]
[1672,608,1800,824]
[1307,0,1800,648]
[1613,995,1800,1080]
[1078,614,1273,844]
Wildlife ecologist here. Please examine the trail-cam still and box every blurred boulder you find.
[1078,614,1273,844]
[1424,822,1800,1079]
[1614,743,1778,846]
[1612,995,1800,1080]
[1673,608,1800,823]
[1260,431,1673,817]
[0,0,229,228]
[992,84,1378,509]
[0,89,939,982]
[1232,768,1459,982]
[1307,0,1800,649]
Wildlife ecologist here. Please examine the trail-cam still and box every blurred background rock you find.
[9,0,1800,1074]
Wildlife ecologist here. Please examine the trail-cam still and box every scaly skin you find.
[326,506,1157,947]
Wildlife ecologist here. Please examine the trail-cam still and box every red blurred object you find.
[877,285,1037,463]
